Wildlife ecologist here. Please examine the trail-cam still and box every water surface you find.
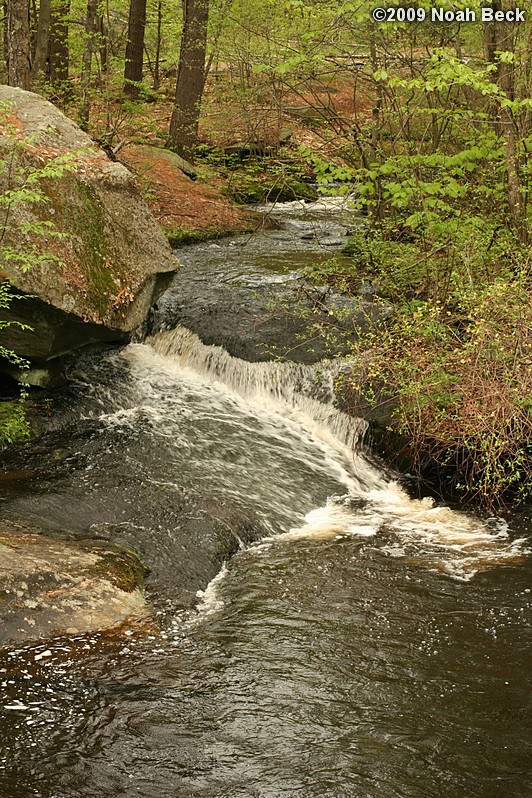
[0,200,530,798]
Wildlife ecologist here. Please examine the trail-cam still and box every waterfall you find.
[147,326,528,580]
[148,325,388,494]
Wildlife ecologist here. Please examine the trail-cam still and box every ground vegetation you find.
[0,0,530,506]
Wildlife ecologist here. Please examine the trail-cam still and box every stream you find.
[0,200,531,797]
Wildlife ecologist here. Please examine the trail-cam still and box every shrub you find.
[345,274,531,509]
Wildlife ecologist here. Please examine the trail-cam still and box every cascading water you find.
[0,200,530,798]
[148,325,527,583]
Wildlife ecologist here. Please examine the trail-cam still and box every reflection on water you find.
[0,199,530,797]
[1,534,530,798]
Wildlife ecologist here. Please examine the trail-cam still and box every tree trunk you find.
[485,1,528,243]
[29,0,37,61]
[500,103,527,243]
[153,0,162,91]
[168,0,209,161]
[498,55,527,243]
[3,0,9,74]
[124,0,147,98]
[49,0,70,86]
[32,0,51,79]
[6,0,31,89]
[98,10,108,76]
[368,26,384,224]
[79,0,99,131]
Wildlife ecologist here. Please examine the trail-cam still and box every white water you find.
[150,325,367,459]
[147,327,528,583]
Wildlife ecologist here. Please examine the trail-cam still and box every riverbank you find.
[118,144,262,244]
[299,227,532,511]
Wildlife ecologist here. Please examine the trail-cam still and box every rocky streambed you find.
[1,196,365,647]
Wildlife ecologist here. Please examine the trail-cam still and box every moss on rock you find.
[0,520,151,646]
[0,85,179,374]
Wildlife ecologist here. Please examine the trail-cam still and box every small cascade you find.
[148,325,385,494]
[148,326,528,580]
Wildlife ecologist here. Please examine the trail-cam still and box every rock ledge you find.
[0,520,150,647]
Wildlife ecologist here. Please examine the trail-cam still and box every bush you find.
[345,274,531,509]
[0,396,30,446]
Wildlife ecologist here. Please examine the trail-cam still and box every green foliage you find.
[340,216,520,305]
[0,111,75,273]
[300,243,532,509]
[299,148,355,194]
[215,153,317,204]
[0,396,30,446]
[0,282,31,367]
[0,105,74,446]
[0,283,29,447]
[288,44,531,508]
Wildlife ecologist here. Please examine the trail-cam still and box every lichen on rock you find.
[0,520,151,646]
[0,86,180,373]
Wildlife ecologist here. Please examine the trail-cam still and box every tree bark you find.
[49,0,70,86]
[168,0,209,161]
[32,0,51,79]
[500,103,527,243]
[98,10,108,76]
[79,0,99,131]
[485,1,527,243]
[6,0,31,89]
[3,0,9,74]
[153,0,162,91]
[124,0,147,98]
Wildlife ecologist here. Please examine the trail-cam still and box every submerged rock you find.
[0,520,150,646]
[0,86,179,379]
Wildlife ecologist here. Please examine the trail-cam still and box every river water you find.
[0,201,530,797]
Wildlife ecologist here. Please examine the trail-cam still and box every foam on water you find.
[277,492,528,579]
[194,564,229,619]
[148,327,382,496]
[141,327,530,580]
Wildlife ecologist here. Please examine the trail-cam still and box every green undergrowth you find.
[303,224,532,510]
[223,174,317,204]
[0,397,31,446]
[197,147,317,205]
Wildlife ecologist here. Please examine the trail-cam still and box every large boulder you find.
[0,86,179,376]
[0,520,150,646]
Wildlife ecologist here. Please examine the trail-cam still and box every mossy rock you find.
[0,521,151,646]
[225,177,317,205]
[84,542,150,593]
[0,85,179,376]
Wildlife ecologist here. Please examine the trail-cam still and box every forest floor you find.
[119,143,260,243]
[88,75,367,241]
